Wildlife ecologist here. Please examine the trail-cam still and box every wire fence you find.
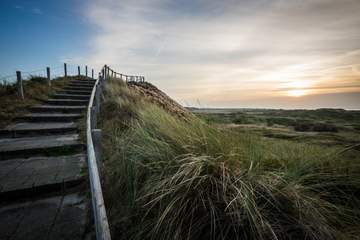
[1,63,97,99]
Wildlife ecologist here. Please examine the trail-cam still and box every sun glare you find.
[287,89,306,97]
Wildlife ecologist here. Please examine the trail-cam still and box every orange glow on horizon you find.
[287,89,307,97]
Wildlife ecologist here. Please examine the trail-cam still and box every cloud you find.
[84,0,360,108]
[32,8,43,15]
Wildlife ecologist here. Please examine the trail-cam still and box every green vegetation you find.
[193,108,360,147]
[101,79,360,240]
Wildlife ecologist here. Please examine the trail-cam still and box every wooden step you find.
[45,99,89,106]
[70,79,95,83]
[68,83,94,87]
[52,94,91,100]
[0,122,77,138]
[0,134,84,160]
[0,154,85,200]
[57,90,92,95]
[0,193,88,239]
[64,86,93,91]
[19,113,82,122]
[31,105,87,113]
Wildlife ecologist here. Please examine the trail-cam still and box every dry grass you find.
[100,78,360,240]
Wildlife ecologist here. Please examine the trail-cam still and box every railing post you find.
[64,63,67,78]
[78,66,81,76]
[102,68,105,80]
[16,71,24,100]
[46,67,51,86]
[86,65,88,77]
[92,69,94,79]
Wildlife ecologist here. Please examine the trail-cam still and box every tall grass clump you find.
[101,78,360,240]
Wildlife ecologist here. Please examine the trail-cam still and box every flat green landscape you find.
[190,108,360,149]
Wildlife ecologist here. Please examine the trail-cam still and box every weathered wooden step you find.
[31,105,86,113]
[45,99,89,106]
[69,82,95,87]
[52,93,90,100]
[68,83,94,87]
[0,122,77,138]
[58,90,92,95]
[0,154,85,200]
[19,113,82,122]
[0,193,87,240]
[0,134,84,160]
[64,86,93,91]
[70,79,95,83]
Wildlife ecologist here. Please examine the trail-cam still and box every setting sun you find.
[287,89,306,97]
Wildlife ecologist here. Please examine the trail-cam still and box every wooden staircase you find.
[0,78,96,240]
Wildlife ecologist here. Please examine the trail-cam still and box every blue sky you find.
[0,0,91,77]
[0,0,359,109]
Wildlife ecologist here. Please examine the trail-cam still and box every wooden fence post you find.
[92,69,94,79]
[78,66,81,76]
[64,63,67,78]
[86,65,88,77]
[46,67,51,86]
[16,71,24,100]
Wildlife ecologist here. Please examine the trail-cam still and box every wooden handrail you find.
[87,72,111,240]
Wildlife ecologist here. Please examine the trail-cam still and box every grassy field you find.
[100,79,360,240]
[191,108,360,149]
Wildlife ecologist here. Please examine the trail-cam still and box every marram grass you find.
[100,78,360,240]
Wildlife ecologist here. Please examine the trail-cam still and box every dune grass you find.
[100,78,360,240]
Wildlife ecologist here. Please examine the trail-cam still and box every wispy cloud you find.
[32,8,43,15]
[84,0,360,108]
[14,5,43,15]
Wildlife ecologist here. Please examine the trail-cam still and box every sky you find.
[0,0,360,109]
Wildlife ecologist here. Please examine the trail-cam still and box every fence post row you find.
[64,63,67,78]
[16,71,24,100]
[46,67,51,86]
